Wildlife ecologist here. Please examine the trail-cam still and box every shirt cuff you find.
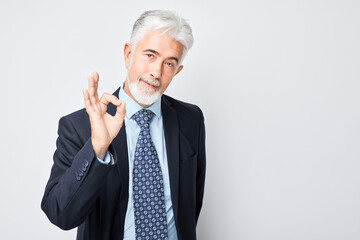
[97,151,114,165]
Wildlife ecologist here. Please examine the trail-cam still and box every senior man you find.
[41,10,206,240]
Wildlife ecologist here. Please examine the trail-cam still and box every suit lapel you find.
[161,96,180,226]
[112,126,129,188]
[107,87,129,193]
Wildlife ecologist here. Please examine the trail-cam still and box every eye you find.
[146,53,154,58]
[165,61,174,67]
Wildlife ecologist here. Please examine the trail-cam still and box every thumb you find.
[114,101,126,122]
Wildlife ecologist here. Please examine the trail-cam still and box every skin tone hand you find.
[82,72,126,159]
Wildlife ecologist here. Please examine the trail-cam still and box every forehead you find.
[135,30,183,59]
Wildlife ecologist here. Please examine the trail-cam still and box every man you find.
[41,10,206,240]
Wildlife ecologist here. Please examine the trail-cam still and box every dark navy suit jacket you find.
[41,88,206,240]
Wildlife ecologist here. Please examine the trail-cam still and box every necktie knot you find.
[133,109,154,129]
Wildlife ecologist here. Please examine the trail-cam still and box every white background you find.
[1,0,360,239]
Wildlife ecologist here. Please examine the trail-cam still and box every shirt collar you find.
[118,83,162,120]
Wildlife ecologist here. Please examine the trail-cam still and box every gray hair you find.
[130,10,194,64]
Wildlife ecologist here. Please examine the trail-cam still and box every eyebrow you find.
[143,49,179,63]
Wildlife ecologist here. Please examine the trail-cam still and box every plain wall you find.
[0,0,359,239]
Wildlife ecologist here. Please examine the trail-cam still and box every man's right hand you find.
[82,72,126,159]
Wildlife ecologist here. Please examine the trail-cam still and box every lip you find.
[140,79,158,89]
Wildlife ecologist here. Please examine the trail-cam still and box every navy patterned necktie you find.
[132,109,168,240]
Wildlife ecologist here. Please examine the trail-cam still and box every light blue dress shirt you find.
[99,86,178,240]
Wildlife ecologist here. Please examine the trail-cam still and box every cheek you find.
[130,60,148,78]
[128,64,141,81]
[160,77,173,93]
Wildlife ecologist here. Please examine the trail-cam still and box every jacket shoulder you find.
[58,108,91,141]
[162,94,204,121]
[60,108,89,124]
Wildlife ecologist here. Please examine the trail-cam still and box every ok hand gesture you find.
[82,72,126,159]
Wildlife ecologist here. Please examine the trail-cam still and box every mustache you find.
[139,77,161,88]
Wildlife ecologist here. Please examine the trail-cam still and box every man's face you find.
[123,30,184,107]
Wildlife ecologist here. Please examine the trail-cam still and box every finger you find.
[82,89,92,111]
[88,75,99,106]
[114,101,126,122]
[88,75,96,97]
[93,71,99,83]
[93,72,99,99]
[99,93,121,107]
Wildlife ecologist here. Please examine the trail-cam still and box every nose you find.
[150,61,162,79]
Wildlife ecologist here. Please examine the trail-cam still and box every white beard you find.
[126,75,162,106]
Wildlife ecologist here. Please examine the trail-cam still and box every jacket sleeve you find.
[195,108,206,224]
[41,115,116,230]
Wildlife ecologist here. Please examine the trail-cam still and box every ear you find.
[124,43,132,69]
[175,65,184,76]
